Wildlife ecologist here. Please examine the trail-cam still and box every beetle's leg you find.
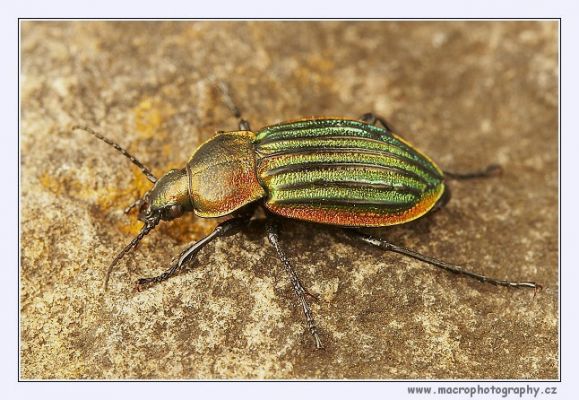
[344,229,542,292]
[123,198,143,214]
[444,164,503,180]
[265,220,323,349]
[239,119,251,131]
[360,112,395,132]
[430,184,451,213]
[136,216,250,288]
[214,80,252,131]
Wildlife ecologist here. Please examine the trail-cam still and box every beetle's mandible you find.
[73,104,541,349]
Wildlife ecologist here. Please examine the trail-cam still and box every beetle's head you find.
[137,168,193,224]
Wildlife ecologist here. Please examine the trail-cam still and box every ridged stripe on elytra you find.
[254,118,446,227]
[265,167,425,195]
[258,144,437,182]
[256,118,385,138]
[258,153,438,187]
[269,185,418,209]
[257,137,438,179]
[255,119,443,179]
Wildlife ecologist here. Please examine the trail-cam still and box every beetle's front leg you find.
[344,229,542,293]
[265,219,323,349]
[136,216,250,289]
[123,198,143,215]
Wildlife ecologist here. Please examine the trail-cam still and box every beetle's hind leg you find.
[444,164,503,180]
[136,216,250,289]
[430,184,451,214]
[344,229,542,293]
[266,219,323,349]
[360,112,395,132]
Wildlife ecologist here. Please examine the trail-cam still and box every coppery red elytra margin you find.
[73,86,541,349]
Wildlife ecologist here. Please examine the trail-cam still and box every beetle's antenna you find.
[104,220,158,290]
[73,125,158,184]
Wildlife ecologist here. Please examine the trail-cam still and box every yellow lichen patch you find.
[131,165,154,196]
[39,170,144,235]
[117,216,145,236]
[39,172,115,209]
[133,97,175,140]
[92,186,129,211]
[160,214,219,244]
[115,166,156,236]
[91,167,151,216]
[38,173,66,194]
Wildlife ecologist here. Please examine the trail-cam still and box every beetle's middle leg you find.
[360,112,395,132]
[136,216,250,288]
[265,219,323,349]
[344,229,542,293]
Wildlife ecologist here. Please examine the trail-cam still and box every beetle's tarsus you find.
[313,334,324,350]
[134,282,145,293]
[304,288,320,302]
[345,229,541,292]
[484,164,503,176]
[533,284,544,299]
[444,164,503,180]
[136,261,181,287]
[266,219,323,349]
[136,216,250,288]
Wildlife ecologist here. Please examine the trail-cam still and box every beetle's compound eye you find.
[165,204,183,220]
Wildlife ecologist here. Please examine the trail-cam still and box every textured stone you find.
[20,21,558,379]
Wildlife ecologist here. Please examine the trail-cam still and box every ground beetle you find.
[73,87,541,349]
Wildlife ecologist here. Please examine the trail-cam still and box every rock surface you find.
[20,21,558,379]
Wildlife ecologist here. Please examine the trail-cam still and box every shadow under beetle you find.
[74,91,541,350]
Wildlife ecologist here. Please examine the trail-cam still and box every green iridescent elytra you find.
[253,118,445,227]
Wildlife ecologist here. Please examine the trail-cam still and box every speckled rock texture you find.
[20,21,558,379]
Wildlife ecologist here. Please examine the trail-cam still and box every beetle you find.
[73,108,541,349]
